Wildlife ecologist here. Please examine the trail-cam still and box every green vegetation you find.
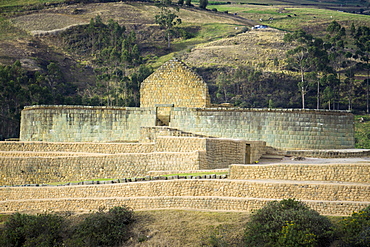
[1,203,368,246]
[212,4,370,32]
[0,0,63,8]
[46,171,228,185]
[244,199,335,247]
[0,18,28,41]
[0,60,80,139]
[46,178,115,186]
[155,0,182,49]
[355,115,370,149]
[0,206,135,247]
[68,206,135,246]
[163,171,228,177]
[336,205,370,247]
[0,212,66,247]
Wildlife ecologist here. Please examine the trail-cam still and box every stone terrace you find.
[0,136,369,216]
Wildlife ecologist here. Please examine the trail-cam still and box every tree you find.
[244,199,334,247]
[0,212,66,247]
[215,71,232,103]
[284,30,315,109]
[322,73,340,110]
[337,205,370,246]
[155,0,182,49]
[343,68,356,111]
[285,30,332,109]
[71,206,135,246]
[199,0,208,9]
[326,21,349,110]
[353,25,370,113]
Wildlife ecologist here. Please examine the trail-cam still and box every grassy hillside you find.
[0,0,370,140]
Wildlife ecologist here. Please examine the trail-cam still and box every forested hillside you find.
[0,0,370,140]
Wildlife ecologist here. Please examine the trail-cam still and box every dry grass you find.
[0,209,249,246]
[183,28,293,70]
[126,209,249,246]
[10,2,251,33]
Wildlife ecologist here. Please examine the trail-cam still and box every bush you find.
[244,199,334,247]
[0,206,135,247]
[0,212,66,247]
[337,206,370,247]
[69,206,135,247]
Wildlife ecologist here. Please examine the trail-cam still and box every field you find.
[1,0,369,70]
[127,210,249,246]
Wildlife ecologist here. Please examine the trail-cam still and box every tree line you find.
[1,13,370,140]
[283,21,370,112]
[0,61,79,139]
[61,16,152,107]
[207,22,370,113]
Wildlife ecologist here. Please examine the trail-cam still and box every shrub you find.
[337,206,370,247]
[0,212,66,247]
[244,199,334,247]
[69,206,135,247]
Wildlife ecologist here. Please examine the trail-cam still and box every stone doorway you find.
[155,104,173,126]
[245,144,251,164]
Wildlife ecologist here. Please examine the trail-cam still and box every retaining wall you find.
[155,137,248,169]
[229,163,370,183]
[0,152,203,186]
[0,141,155,153]
[1,179,369,216]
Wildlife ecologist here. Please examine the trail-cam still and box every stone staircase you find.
[139,126,213,143]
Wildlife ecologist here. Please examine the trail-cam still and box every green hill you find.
[0,0,370,140]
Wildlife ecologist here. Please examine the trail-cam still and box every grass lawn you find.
[0,0,64,8]
[211,4,370,32]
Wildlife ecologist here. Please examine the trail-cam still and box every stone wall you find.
[1,179,368,216]
[203,138,246,169]
[0,141,155,153]
[0,136,250,185]
[155,137,248,169]
[20,105,156,142]
[170,107,355,150]
[229,163,370,183]
[19,106,355,150]
[140,58,211,108]
[0,152,203,186]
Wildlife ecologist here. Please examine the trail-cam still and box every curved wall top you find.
[20,105,354,150]
[169,107,355,150]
